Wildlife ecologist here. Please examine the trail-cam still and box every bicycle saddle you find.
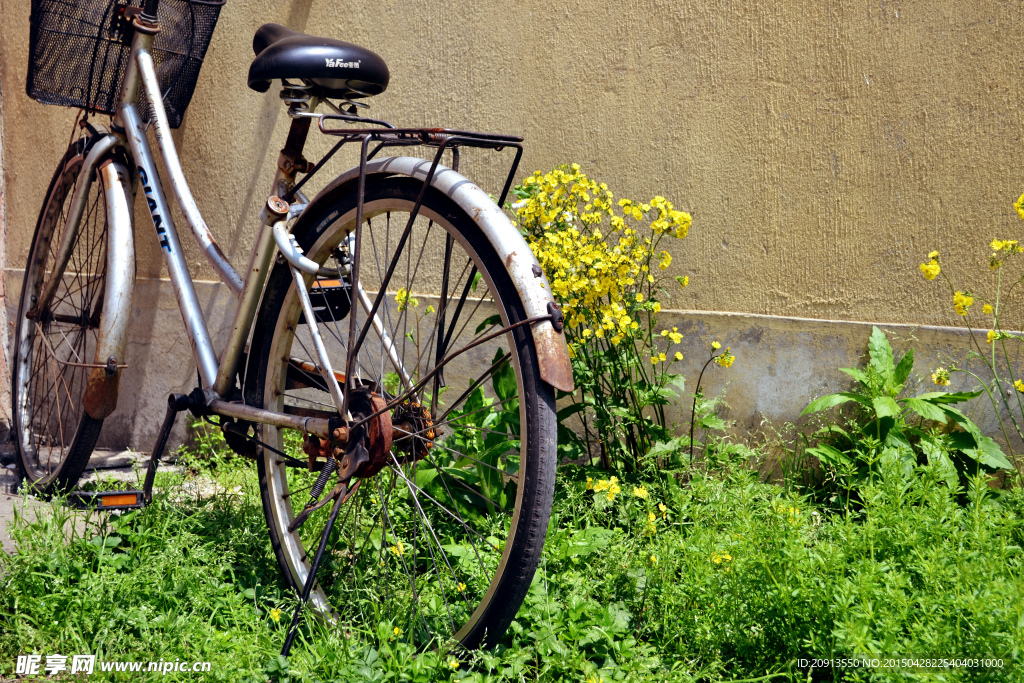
[247,23,390,100]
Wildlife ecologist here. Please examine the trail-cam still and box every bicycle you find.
[13,0,573,654]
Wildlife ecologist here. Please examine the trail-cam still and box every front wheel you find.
[247,173,556,650]
[11,138,121,494]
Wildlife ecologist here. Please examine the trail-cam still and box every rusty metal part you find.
[266,195,290,219]
[83,160,135,420]
[352,390,392,478]
[392,401,434,460]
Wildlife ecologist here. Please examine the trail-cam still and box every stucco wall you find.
[1,0,1023,449]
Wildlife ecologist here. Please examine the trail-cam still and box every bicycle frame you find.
[46,5,572,443]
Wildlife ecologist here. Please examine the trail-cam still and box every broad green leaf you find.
[872,396,901,418]
[939,405,984,445]
[666,374,686,397]
[839,367,870,386]
[893,348,915,386]
[885,428,913,452]
[474,313,502,335]
[647,437,689,463]
[801,392,871,415]
[806,444,853,467]
[962,435,1013,470]
[920,435,960,489]
[916,391,983,404]
[556,402,587,421]
[902,397,947,423]
[868,326,895,385]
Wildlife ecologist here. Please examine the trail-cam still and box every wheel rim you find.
[14,153,107,484]
[260,195,531,648]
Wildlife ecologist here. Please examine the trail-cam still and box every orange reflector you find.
[313,279,342,288]
[101,493,139,507]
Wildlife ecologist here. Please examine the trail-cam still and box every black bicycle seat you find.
[247,23,390,100]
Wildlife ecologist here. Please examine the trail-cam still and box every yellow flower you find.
[928,250,940,259]
[919,259,941,280]
[658,502,668,519]
[714,347,735,368]
[633,486,649,499]
[711,341,722,350]
[586,476,594,490]
[393,626,402,637]
[658,251,672,270]
[1015,380,1024,394]
[449,658,460,670]
[711,551,733,565]
[987,329,997,344]
[389,542,405,557]
[953,290,973,316]
[652,302,661,313]
[1015,192,1024,220]
[931,367,951,386]
[676,275,689,289]
[983,304,994,315]
[650,555,658,566]
[650,356,659,365]
[269,608,282,623]
[457,582,466,592]
[425,304,435,315]
[991,238,1022,253]
[675,352,684,361]
[395,288,419,312]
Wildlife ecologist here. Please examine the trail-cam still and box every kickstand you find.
[142,393,191,504]
[281,480,349,656]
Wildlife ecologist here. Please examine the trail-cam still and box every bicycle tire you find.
[246,172,557,650]
[11,137,125,495]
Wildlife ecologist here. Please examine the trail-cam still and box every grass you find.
[2,433,1023,682]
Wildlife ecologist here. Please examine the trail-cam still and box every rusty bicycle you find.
[14,0,572,654]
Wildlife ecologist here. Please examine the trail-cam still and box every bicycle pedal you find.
[67,490,146,511]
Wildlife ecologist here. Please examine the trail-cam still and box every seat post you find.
[277,117,313,195]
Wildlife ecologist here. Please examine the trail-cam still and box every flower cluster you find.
[953,290,973,316]
[513,164,691,344]
[713,344,735,368]
[590,476,622,501]
[931,367,951,386]
[919,250,941,280]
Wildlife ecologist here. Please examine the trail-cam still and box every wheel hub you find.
[345,388,392,478]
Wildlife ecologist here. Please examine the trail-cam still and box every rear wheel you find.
[11,138,120,495]
[247,174,556,650]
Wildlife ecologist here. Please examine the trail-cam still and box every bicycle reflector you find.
[68,490,146,510]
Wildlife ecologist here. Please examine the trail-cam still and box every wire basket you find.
[27,0,226,128]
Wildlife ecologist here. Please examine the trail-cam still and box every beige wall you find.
[1,0,1023,448]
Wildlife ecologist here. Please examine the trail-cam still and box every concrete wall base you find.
[4,269,1018,459]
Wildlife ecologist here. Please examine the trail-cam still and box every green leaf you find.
[920,435,960,489]
[872,396,901,418]
[801,392,871,415]
[806,444,853,467]
[939,405,985,445]
[902,397,947,423]
[963,435,1013,470]
[867,326,895,385]
[475,314,502,335]
[647,437,689,462]
[893,348,915,386]
[556,402,587,421]
[916,391,983,404]
[839,367,870,386]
